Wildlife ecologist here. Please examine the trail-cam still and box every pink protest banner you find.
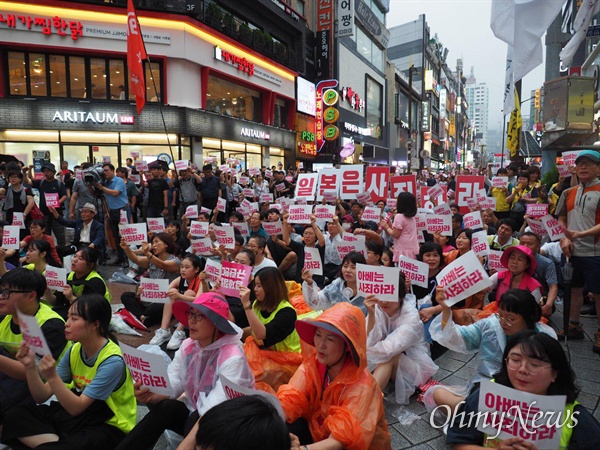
[220,261,252,297]
[295,173,318,199]
[541,215,565,241]
[147,217,165,233]
[389,175,416,198]
[119,210,128,225]
[191,238,214,256]
[365,166,389,202]
[46,267,67,292]
[12,212,25,229]
[189,221,209,237]
[174,160,189,171]
[303,247,323,275]
[476,379,566,450]
[135,161,148,171]
[487,249,504,271]
[262,220,283,236]
[491,176,509,189]
[322,190,338,203]
[17,310,51,356]
[140,277,170,303]
[436,250,491,307]
[471,230,490,257]
[44,193,60,208]
[119,223,147,246]
[361,206,381,222]
[386,198,397,210]
[260,193,274,203]
[455,176,485,214]
[205,259,222,285]
[433,203,452,216]
[526,217,548,236]
[314,205,335,220]
[356,263,400,302]
[334,240,366,258]
[239,176,250,186]
[2,225,20,250]
[480,197,497,210]
[214,225,235,249]
[216,197,227,213]
[120,343,173,396]
[526,204,548,219]
[463,211,484,230]
[232,222,249,237]
[397,256,429,289]
[339,165,363,200]
[355,191,372,205]
[185,205,198,219]
[243,188,255,198]
[288,205,312,224]
[316,168,340,200]
[425,215,452,236]
[562,150,581,167]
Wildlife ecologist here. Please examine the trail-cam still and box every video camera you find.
[82,164,105,197]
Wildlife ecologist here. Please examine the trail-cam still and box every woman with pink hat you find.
[115,292,254,450]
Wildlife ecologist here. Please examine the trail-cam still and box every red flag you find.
[127,0,147,115]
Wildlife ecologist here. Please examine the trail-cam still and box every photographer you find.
[96,164,128,267]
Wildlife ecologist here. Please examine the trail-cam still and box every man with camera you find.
[69,162,103,220]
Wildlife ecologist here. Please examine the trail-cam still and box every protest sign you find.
[204,156,217,163]
[480,197,497,210]
[63,254,73,273]
[562,150,581,167]
[356,263,399,302]
[120,343,173,396]
[420,185,447,210]
[361,206,382,222]
[200,206,212,215]
[147,217,165,233]
[475,188,488,203]
[135,161,148,171]
[220,374,284,419]
[189,221,209,238]
[389,175,416,198]
[119,210,128,225]
[397,256,429,289]
[295,173,318,199]
[2,226,20,250]
[16,310,51,356]
[477,379,566,450]
[356,191,372,205]
[414,213,427,232]
[304,247,323,275]
[314,205,335,220]
[491,176,508,189]
[365,166,390,202]
[102,156,111,164]
[342,233,365,243]
[214,225,235,249]
[44,193,60,208]
[288,205,312,224]
[243,188,255,198]
[471,230,490,257]
[322,190,338,203]
[130,151,141,159]
[46,267,67,292]
[285,175,294,183]
[433,203,452,216]
[140,277,170,303]
[249,202,259,214]
[12,212,25,229]
[386,198,397,210]
[220,261,252,297]
[526,204,548,219]
[455,176,486,214]
[218,164,229,172]
[260,193,273,203]
[339,165,363,200]
[334,240,366,258]
[436,250,491,307]
[526,217,548,236]
[540,215,565,241]
[487,249,504,271]
[216,197,227,213]
[262,220,283,236]
[205,259,222,285]
[427,184,444,203]
[129,173,141,184]
[239,176,250,186]
[463,211,484,230]
[232,221,249,238]
[191,238,214,256]
[119,223,147,246]
[264,169,273,179]
[185,205,198,219]
[425,215,452,236]
[174,160,189,171]
[556,165,571,178]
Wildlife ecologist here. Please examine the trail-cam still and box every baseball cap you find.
[574,150,600,165]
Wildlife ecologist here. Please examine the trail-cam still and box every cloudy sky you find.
[387,0,547,132]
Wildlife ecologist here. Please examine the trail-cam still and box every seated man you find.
[487,218,519,251]
[0,269,69,427]
[49,202,105,258]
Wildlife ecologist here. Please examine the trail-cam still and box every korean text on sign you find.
[436,250,491,307]
[356,263,399,302]
[120,343,173,396]
[140,277,170,303]
[219,261,252,298]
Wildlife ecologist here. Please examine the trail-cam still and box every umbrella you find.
[562,258,574,343]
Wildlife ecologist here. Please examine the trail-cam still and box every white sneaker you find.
[166,330,187,350]
[149,328,172,346]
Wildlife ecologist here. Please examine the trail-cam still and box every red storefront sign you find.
[0,13,83,40]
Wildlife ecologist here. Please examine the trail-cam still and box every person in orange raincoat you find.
[277,302,391,450]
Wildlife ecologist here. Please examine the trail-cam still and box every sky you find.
[387,0,547,132]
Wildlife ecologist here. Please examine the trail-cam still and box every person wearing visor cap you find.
[277,302,392,449]
[556,149,600,353]
[115,292,254,450]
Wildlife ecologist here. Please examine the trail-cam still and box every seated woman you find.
[446,331,600,449]
[165,220,190,258]
[426,288,557,415]
[277,302,392,449]
[114,293,254,450]
[365,272,438,405]
[45,247,111,319]
[20,219,61,267]
[3,294,136,449]
[302,251,368,314]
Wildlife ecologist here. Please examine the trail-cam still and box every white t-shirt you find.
[252,256,277,276]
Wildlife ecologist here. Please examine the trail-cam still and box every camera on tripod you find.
[83,165,105,197]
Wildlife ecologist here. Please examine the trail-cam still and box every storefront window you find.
[145,62,161,102]
[70,56,87,98]
[366,77,382,139]
[274,99,288,129]
[90,58,107,99]
[109,60,126,100]
[49,55,67,98]
[29,53,47,96]
[269,147,284,169]
[0,142,60,169]
[8,52,26,96]
[206,75,261,122]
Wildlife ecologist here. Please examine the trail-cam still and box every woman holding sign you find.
[3,294,136,449]
[446,331,600,449]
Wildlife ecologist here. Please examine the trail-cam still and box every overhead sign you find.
[337,0,354,37]
[297,77,316,116]
[421,101,431,131]
[315,79,339,152]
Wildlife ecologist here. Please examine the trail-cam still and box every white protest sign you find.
[288,205,312,224]
[204,259,222,285]
[216,197,227,213]
[119,210,128,225]
[356,191,372,205]
[220,374,284,420]
[147,217,165,233]
[135,161,148,171]
[140,277,170,303]
[232,222,249,238]
[239,176,250,186]
[265,169,273,178]
[386,198,397,210]
[480,197,497,210]
[44,193,60,208]
[304,247,323,275]
[260,193,274,203]
[214,225,236,249]
[334,240,366,258]
[12,212,25,229]
[17,310,51,356]
[526,204,548,219]
[487,249,504,271]
[471,230,490,257]
[262,220,283,236]
[314,205,336,220]
[427,184,444,202]
[491,177,508,189]
[189,221,209,238]
[295,173,318,199]
[433,203,452,216]
[129,173,141,184]
[191,238,214,256]
[436,250,491,307]
[322,190,338,203]
[356,263,400,302]
[463,211,484,230]
[540,215,565,241]
[361,206,382,222]
[425,215,452,236]
[220,261,252,298]
[119,223,147,246]
[477,379,566,450]
[63,254,73,273]
[249,202,259,214]
[243,188,255,198]
[120,343,173,396]
[526,217,548,236]
[398,256,429,289]
[130,151,140,159]
[2,226,20,250]
[562,150,581,167]
[556,165,571,178]
[174,160,189,171]
[185,205,198,219]
[342,233,365,243]
[46,267,67,292]
[200,206,212,215]
[415,213,427,231]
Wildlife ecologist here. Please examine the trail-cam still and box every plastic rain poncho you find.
[302,278,366,315]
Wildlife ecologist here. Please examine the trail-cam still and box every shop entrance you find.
[62,145,119,168]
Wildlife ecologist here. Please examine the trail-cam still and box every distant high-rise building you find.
[465,68,489,152]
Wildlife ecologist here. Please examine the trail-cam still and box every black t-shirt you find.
[32,179,67,213]
[289,240,325,286]
[147,178,169,209]
[259,306,296,348]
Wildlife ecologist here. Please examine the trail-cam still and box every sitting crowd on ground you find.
[0,152,599,449]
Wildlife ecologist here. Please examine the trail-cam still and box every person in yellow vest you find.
[44,247,111,319]
[445,331,600,449]
[0,269,68,429]
[2,294,136,449]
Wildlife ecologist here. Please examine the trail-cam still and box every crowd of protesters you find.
[0,152,599,450]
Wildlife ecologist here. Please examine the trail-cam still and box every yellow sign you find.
[507,90,522,157]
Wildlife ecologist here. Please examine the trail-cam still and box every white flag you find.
[560,0,600,67]
[503,45,515,114]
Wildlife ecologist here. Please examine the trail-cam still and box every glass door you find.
[62,145,91,168]
[92,146,119,167]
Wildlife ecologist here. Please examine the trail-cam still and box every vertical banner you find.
[339,165,364,200]
[336,0,354,37]
[316,0,334,79]
[365,166,390,202]
[455,176,485,214]
[126,0,148,115]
